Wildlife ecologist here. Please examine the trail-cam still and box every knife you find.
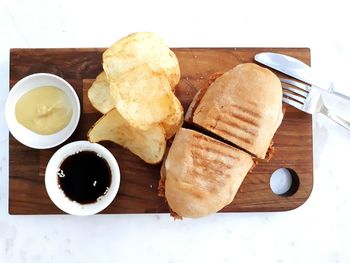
[255,52,350,101]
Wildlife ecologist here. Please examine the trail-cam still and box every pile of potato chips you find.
[87,32,183,164]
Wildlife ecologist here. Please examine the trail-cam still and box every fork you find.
[280,78,350,131]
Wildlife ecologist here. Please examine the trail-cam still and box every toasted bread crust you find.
[185,72,224,123]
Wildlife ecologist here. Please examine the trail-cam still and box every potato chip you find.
[87,72,114,114]
[162,94,184,139]
[88,108,166,164]
[87,32,184,164]
[110,64,174,130]
[103,32,180,90]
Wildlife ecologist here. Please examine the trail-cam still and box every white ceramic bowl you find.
[5,73,80,149]
[45,141,120,216]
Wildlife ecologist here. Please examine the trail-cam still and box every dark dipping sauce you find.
[58,151,112,204]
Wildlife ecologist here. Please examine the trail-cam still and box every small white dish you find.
[5,73,80,149]
[45,141,120,216]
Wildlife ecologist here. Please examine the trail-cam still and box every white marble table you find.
[1,0,350,262]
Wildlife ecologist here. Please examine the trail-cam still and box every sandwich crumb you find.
[249,158,259,173]
[157,179,165,197]
[170,210,183,220]
[264,141,275,161]
[208,72,224,85]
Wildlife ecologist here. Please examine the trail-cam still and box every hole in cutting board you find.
[270,168,300,196]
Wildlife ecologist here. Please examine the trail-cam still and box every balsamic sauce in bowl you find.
[45,141,120,215]
[58,151,111,204]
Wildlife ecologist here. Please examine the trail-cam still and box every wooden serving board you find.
[9,48,313,215]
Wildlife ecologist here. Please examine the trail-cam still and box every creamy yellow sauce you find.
[15,86,73,135]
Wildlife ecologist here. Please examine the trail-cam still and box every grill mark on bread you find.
[213,127,253,145]
[192,161,226,176]
[191,149,235,169]
[231,104,262,119]
[184,122,257,158]
[218,117,257,137]
[221,109,259,127]
[190,140,240,161]
[191,150,234,170]
[189,170,226,190]
[191,143,234,158]
[247,100,258,107]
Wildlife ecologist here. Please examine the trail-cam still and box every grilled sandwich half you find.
[185,63,283,159]
[159,128,254,219]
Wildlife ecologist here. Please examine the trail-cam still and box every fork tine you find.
[282,85,309,97]
[282,97,304,110]
[279,78,311,92]
[282,91,306,104]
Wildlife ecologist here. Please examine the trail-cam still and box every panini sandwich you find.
[160,63,283,218]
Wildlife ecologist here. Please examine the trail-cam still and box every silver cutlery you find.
[281,78,350,131]
[255,52,350,101]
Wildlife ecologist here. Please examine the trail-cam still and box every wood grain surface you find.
[9,47,313,215]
